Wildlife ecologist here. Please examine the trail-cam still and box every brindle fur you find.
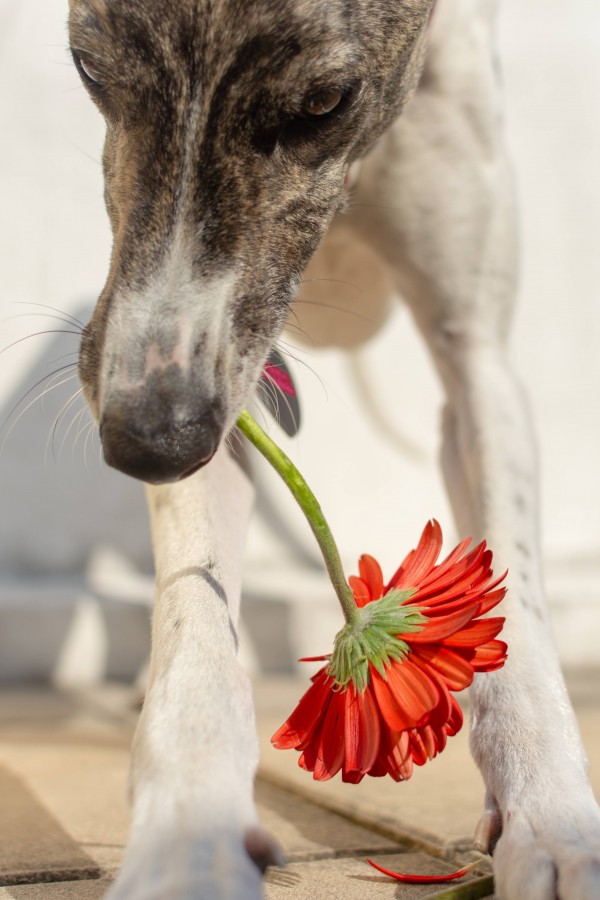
[70,0,430,483]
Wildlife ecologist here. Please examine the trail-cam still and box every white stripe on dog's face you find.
[89,233,258,483]
[99,232,240,403]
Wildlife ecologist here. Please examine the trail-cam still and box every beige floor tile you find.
[256,780,397,861]
[264,851,488,900]
[0,763,100,886]
[0,880,111,899]
[0,689,133,882]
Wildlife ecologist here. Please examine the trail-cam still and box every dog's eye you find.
[74,52,102,86]
[302,88,343,117]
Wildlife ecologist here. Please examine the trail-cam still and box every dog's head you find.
[69,0,432,483]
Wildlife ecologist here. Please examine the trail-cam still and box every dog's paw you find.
[475,793,600,900]
[105,826,274,900]
[244,825,285,873]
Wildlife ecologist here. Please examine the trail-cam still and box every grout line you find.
[421,874,495,900]
[257,767,453,859]
[284,845,431,864]
[0,867,102,888]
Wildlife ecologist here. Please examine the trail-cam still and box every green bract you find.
[328,590,427,693]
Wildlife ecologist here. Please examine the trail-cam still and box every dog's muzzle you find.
[100,372,224,484]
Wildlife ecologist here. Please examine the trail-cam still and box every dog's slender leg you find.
[106,445,273,900]
[349,2,600,897]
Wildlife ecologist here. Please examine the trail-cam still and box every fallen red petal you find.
[366,858,476,883]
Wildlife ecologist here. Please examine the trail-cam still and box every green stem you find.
[237,409,359,625]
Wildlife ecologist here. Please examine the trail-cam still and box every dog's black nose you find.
[100,380,224,484]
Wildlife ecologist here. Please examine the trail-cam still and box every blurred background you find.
[0,0,599,685]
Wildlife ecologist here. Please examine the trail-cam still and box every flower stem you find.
[237,409,359,625]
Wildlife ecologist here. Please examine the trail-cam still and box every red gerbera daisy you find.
[271,520,507,783]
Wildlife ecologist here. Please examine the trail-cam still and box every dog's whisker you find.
[64,137,103,167]
[72,409,95,462]
[59,403,88,462]
[0,329,82,357]
[224,428,244,461]
[271,343,330,402]
[293,295,378,326]
[12,301,87,329]
[256,380,283,430]
[346,200,405,214]
[249,400,272,436]
[47,351,80,367]
[0,364,79,451]
[282,320,314,344]
[299,276,366,294]
[282,308,314,345]
[259,375,299,436]
[82,419,98,471]
[46,385,86,464]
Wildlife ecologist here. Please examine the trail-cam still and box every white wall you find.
[0,0,598,678]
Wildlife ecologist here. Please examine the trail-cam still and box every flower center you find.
[328,590,427,692]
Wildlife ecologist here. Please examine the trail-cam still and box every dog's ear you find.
[260,349,301,437]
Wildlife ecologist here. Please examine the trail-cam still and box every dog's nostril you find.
[100,395,224,484]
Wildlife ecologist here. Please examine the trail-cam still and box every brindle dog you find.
[68,0,600,897]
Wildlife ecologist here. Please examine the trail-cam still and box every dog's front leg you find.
[348,2,600,897]
[107,446,273,900]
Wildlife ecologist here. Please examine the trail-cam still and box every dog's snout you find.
[100,382,224,484]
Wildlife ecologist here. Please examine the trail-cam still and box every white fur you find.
[101,260,240,402]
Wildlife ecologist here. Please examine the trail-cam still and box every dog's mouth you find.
[172,450,217,483]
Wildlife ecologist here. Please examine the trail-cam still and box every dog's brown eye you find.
[76,53,101,85]
[302,88,343,117]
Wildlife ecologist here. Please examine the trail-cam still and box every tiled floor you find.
[1,671,599,898]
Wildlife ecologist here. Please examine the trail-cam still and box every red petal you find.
[420,579,506,619]
[411,546,489,606]
[441,616,504,648]
[299,741,318,772]
[341,769,365,784]
[371,659,439,731]
[314,688,345,780]
[406,603,479,643]
[297,717,325,773]
[446,696,464,736]
[422,594,488,619]
[403,730,426,766]
[478,586,507,616]
[412,645,474,691]
[348,575,371,607]
[465,639,508,671]
[417,536,474,588]
[412,542,483,600]
[388,520,443,591]
[343,684,381,778]
[377,730,414,781]
[358,555,384,601]
[409,656,453,728]
[367,858,475,883]
[412,725,436,762]
[271,668,332,749]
